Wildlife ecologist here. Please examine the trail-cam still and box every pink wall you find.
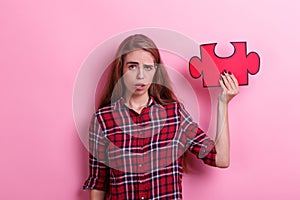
[1,0,299,199]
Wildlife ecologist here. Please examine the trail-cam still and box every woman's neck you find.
[124,93,150,114]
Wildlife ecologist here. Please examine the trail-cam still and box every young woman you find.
[83,34,239,200]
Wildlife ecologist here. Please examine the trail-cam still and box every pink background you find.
[1,0,299,199]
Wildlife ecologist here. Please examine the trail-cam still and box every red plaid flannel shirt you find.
[83,97,217,199]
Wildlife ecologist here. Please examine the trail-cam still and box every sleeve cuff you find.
[82,176,109,191]
[197,140,217,167]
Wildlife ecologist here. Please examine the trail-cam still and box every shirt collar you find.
[113,96,158,110]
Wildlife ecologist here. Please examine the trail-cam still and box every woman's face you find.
[122,49,157,98]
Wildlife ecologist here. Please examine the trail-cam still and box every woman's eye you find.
[144,65,153,71]
[128,65,137,70]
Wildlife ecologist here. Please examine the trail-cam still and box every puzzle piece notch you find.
[189,42,260,87]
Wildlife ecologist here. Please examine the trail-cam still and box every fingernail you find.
[228,71,232,75]
[223,69,227,74]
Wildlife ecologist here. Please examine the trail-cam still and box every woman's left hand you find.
[219,71,239,104]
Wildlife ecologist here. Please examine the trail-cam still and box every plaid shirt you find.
[83,97,217,200]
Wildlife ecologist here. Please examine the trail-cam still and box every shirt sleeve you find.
[178,103,217,167]
[83,113,110,191]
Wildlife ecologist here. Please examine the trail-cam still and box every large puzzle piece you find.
[189,42,260,87]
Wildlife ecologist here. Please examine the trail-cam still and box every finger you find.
[219,76,227,91]
[221,73,233,91]
[230,74,239,86]
[225,72,236,90]
[228,73,239,91]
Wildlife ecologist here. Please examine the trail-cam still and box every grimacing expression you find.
[122,49,157,97]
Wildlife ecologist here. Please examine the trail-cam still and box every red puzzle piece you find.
[189,42,260,87]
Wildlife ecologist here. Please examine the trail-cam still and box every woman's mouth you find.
[134,83,146,90]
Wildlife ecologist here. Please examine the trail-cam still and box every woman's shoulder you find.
[162,100,192,118]
[157,100,187,117]
[94,101,117,115]
[162,100,184,109]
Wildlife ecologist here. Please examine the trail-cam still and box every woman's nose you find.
[137,66,144,79]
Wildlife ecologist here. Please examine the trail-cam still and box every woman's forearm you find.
[215,100,230,168]
[90,189,105,200]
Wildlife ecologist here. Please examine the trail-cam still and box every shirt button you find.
[139,164,142,167]
[141,197,144,200]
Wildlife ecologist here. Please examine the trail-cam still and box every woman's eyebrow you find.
[126,61,139,65]
[144,64,154,67]
[125,62,154,67]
